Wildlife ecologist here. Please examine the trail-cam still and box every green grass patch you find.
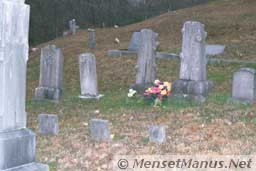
[208,72,228,84]
[48,161,58,170]
[239,13,256,21]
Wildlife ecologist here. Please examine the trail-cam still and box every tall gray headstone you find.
[128,32,142,51]
[0,0,48,170]
[172,21,213,102]
[232,68,256,103]
[79,53,102,99]
[69,19,77,35]
[35,45,64,101]
[88,29,96,49]
[180,21,207,81]
[132,29,158,92]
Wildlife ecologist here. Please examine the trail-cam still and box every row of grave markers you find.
[37,115,167,144]
[34,45,102,101]
[35,21,256,104]
[64,19,97,49]
[0,5,98,169]
[60,17,255,104]
[0,0,255,170]
[90,119,167,144]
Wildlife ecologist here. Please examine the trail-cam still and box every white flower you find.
[128,89,137,98]
[154,79,161,85]
[114,38,120,44]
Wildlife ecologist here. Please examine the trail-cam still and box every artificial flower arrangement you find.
[127,80,172,107]
[144,80,172,106]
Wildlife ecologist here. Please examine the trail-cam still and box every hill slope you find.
[27,0,256,102]
[28,0,256,95]
[26,0,256,170]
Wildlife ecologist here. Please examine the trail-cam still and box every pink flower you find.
[151,87,161,94]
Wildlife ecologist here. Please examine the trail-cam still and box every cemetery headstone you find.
[132,29,158,92]
[88,29,96,49]
[206,44,226,56]
[79,53,103,99]
[69,19,79,35]
[89,119,110,142]
[0,0,48,170]
[232,68,256,103]
[172,21,213,102]
[128,32,142,51]
[149,126,166,144]
[34,45,64,101]
[38,114,59,136]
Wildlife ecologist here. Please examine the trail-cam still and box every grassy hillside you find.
[27,0,256,170]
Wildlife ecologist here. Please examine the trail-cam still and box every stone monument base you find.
[79,94,104,100]
[34,87,62,101]
[4,163,49,171]
[228,97,255,105]
[171,79,213,103]
[0,129,48,171]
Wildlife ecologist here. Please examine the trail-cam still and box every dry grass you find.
[26,0,256,170]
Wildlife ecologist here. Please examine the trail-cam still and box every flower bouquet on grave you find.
[144,80,172,107]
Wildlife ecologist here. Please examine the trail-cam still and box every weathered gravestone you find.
[34,45,64,101]
[232,68,256,103]
[69,19,79,35]
[90,119,110,142]
[125,32,225,56]
[88,29,96,49]
[38,114,59,136]
[172,21,213,102]
[206,44,225,56]
[149,126,166,144]
[128,32,142,51]
[0,0,48,170]
[132,29,158,93]
[79,53,103,99]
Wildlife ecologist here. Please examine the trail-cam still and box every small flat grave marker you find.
[232,68,256,103]
[38,114,59,136]
[206,44,225,56]
[90,119,110,142]
[149,125,166,144]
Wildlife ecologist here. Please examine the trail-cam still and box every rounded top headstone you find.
[79,53,95,63]
[182,21,205,34]
[237,68,256,74]
[79,53,95,58]
[47,44,57,50]
[88,28,95,32]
